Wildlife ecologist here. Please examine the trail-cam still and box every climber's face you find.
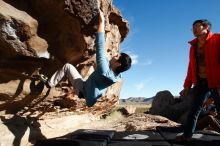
[110,54,121,71]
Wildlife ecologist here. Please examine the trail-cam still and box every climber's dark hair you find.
[193,19,212,31]
[115,53,132,75]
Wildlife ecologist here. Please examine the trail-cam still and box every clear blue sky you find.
[113,0,220,99]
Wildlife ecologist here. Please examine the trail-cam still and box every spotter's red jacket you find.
[184,32,220,88]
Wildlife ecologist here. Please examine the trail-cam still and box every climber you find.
[39,10,132,107]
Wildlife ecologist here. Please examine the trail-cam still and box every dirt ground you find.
[0,106,180,146]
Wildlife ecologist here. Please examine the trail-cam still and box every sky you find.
[112,0,220,99]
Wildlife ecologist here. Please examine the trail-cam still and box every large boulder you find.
[149,90,194,124]
[149,90,176,114]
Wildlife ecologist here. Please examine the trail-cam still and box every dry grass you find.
[116,104,152,113]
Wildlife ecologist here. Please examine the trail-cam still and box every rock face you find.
[149,90,194,124]
[0,0,48,58]
[0,0,129,115]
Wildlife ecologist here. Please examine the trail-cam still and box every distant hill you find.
[119,97,154,105]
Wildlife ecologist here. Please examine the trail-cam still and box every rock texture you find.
[149,90,194,124]
[0,0,129,115]
[0,0,48,58]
